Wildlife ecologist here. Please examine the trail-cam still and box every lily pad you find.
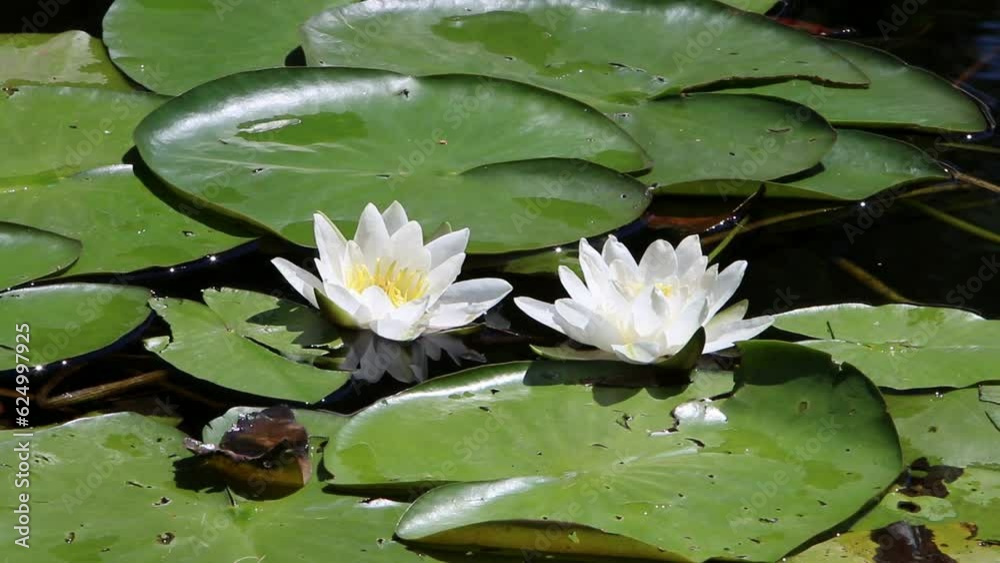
[103,0,352,95]
[852,465,1000,542]
[790,523,1000,562]
[600,94,837,190]
[0,166,255,277]
[146,296,349,403]
[202,287,342,362]
[0,31,133,90]
[883,388,1000,467]
[0,222,80,289]
[0,412,473,561]
[135,67,651,253]
[725,0,777,11]
[0,86,165,187]
[0,283,151,372]
[774,303,1000,389]
[661,129,949,199]
[327,342,902,561]
[302,0,868,106]
[731,39,991,133]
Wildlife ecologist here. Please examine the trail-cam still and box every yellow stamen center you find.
[656,283,674,297]
[347,259,429,307]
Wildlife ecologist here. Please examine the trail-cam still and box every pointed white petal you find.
[704,315,774,354]
[358,286,394,324]
[578,238,613,300]
[675,235,703,275]
[381,201,409,235]
[630,286,661,338]
[271,257,322,308]
[553,299,621,352]
[313,212,347,281]
[355,203,390,268]
[611,341,662,364]
[427,278,512,331]
[374,298,430,341]
[426,253,465,299]
[601,235,638,272]
[639,239,678,282]
[707,261,747,319]
[425,228,470,269]
[666,297,708,349]
[388,221,430,271]
[514,297,564,335]
[558,266,593,308]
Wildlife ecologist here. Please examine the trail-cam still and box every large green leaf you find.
[774,304,1000,389]
[0,31,132,90]
[0,166,254,277]
[884,388,1000,467]
[0,283,151,372]
[327,343,902,562]
[600,94,836,189]
[146,296,349,403]
[201,287,342,362]
[724,0,776,12]
[790,523,1000,562]
[102,0,352,95]
[135,68,651,253]
[731,40,990,133]
[0,86,165,187]
[852,466,1000,542]
[0,222,80,289]
[660,129,949,199]
[302,0,868,106]
[0,412,480,562]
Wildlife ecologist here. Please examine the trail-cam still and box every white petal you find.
[515,297,563,334]
[425,228,470,269]
[318,284,366,329]
[675,235,703,275]
[426,253,465,300]
[374,298,430,341]
[553,299,621,352]
[706,261,747,319]
[428,278,512,331]
[381,201,409,235]
[313,212,347,282]
[639,239,677,282]
[706,300,750,328]
[611,341,662,364]
[358,286,394,324]
[271,258,322,308]
[630,286,662,338]
[704,315,774,354]
[558,266,593,308]
[355,203,390,269]
[666,297,708,348]
[578,238,614,301]
[601,235,637,272]
[388,221,430,271]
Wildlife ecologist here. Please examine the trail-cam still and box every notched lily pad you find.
[0,222,80,289]
[183,406,311,499]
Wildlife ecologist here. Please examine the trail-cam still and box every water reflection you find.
[339,330,486,385]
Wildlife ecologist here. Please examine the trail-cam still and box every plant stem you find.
[706,216,749,262]
[936,142,1000,155]
[902,200,1000,246]
[701,206,839,245]
[952,171,1000,195]
[833,258,911,303]
[38,369,169,410]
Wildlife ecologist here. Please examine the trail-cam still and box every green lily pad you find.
[146,297,349,403]
[202,287,343,363]
[0,222,80,289]
[0,86,165,187]
[790,523,1000,562]
[0,412,478,561]
[724,0,777,11]
[0,31,133,90]
[774,303,1000,389]
[852,465,1000,542]
[326,342,901,561]
[103,0,352,95]
[0,283,151,372]
[884,388,1000,467]
[302,0,868,106]
[135,67,651,253]
[730,39,990,133]
[599,94,836,190]
[660,129,949,199]
[0,165,255,277]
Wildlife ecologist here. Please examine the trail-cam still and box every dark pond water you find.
[3,0,999,428]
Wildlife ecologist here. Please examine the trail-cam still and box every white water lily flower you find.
[272,202,512,342]
[515,235,773,364]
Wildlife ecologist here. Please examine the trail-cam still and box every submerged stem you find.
[38,369,169,410]
[833,258,912,303]
[952,171,1000,195]
[706,216,749,262]
[902,199,1000,246]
